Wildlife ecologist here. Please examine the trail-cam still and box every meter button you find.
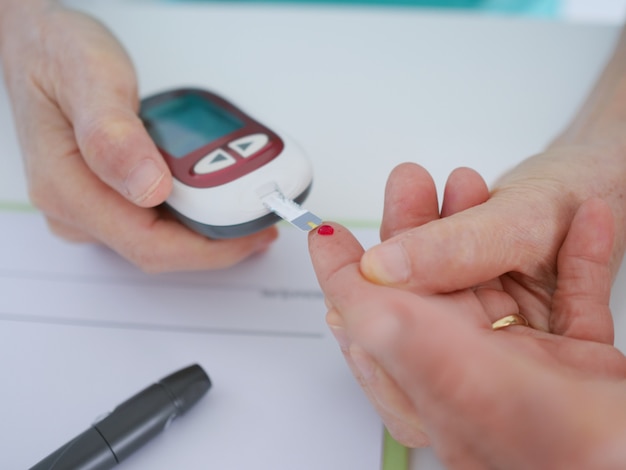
[228,133,269,158]
[193,149,236,175]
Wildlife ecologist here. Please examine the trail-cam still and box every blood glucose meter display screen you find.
[141,88,285,189]
[143,94,245,158]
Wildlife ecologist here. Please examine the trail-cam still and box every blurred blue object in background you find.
[162,0,560,18]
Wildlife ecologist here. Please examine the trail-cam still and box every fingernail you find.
[326,309,349,349]
[362,243,410,285]
[125,159,164,203]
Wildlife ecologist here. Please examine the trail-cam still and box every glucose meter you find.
[140,88,318,239]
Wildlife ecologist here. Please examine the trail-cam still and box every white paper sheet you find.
[0,211,383,470]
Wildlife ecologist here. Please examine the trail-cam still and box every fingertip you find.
[308,222,339,261]
[308,221,366,287]
[316,224,335,236]
[360,241,410,286]
[309,222,364,254]
[441,166,489,217]
[308,221,341,246]
[251,226,280,253]
[213,226,280,267]
[381,162,439,240]
[76,108,172,207]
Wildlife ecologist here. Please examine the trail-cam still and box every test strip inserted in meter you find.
[257,184,322,232]
[140,88,321,239]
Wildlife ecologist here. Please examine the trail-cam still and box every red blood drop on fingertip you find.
[317,225,334,236]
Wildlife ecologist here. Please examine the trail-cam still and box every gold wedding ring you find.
[491,313,529,331]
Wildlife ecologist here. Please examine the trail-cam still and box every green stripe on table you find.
[0,201,35,212]
[383,428,409,470]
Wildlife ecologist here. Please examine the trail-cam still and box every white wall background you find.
[561,0,626,23]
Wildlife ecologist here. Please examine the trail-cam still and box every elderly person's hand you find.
[309,196,626,468]
[360,25,626,338]
[360,160,622,342]
[0,0,277,272]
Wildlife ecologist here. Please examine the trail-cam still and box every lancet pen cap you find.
[159,364,212,414]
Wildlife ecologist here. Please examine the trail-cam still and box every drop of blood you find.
[317,225,334,236]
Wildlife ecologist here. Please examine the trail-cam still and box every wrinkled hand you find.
[0,2,277,272]
[309,195,626,468]
[360,158,626,341]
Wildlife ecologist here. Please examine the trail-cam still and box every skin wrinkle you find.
[21,97,81,220]
[487,190,567,272]
[46,217,96,243]
[303,19,626,468]
[500,150,626,277]
[32,8,137,121]
[1,0,287,273]
[413,211,512,286]
[414,331,586,468]
[330,287,432,447]
[349,319,428,448]
[310,189,626,464]
[77,112,146,173]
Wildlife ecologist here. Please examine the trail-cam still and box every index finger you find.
[308,222,449,341]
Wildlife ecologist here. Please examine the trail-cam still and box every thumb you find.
[73,102,172,207]
[53,12,172,208]
[360,192,553,293]
[551,198,615,343]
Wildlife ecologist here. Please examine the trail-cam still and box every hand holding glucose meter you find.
[140,88,320,239]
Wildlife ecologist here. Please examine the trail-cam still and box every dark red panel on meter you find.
[141,88,284,188]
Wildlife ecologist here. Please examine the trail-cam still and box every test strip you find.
[257,184,322,232]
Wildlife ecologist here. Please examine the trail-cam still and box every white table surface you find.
[1,2,624,468]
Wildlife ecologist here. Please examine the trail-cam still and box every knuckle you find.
[28,184,51,213]
[26,167,84,224]
[80,114,125,155]
[45,218,90,243]
[28,178,62,217]
[353,300,409,350]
